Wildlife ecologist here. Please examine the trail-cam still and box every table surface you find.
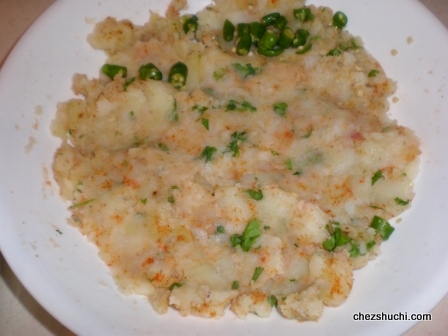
[1,0,447,335]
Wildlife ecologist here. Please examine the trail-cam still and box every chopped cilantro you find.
[285,158,293,170]
[140,198,147,204]
[322,227,351,251]
[216,225,225,234]
[213,68,226,80]
[368,70,379,77]
[268,295,278,307]
[156,143,169,152]
[192,105,208,115]
[230,218,262,252]
[227,131,248,157]
[232,63,260,78]
[394,197,410,205]
[247,189,263,201]
[200,146,217,162]
[273,102,288,117]
[371,170,384,185]
[69,198,95,210]
[225,99,257,112]
[201,118,209,130]
[231,280,239,289]
[252,267,264,281]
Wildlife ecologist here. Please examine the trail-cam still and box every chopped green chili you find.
[101,64,127,79]
[332,11,348,29]
[295,43,312,54]
[258,29,279,50]
[223,19,235,41]
[261,12,280,26]
[183,14,198,34]
[277,27,294,48]
[235,33,252,56]
[168,61,188,90]
[257,46,284,57]
[139,63,162,81]
[249,21,266,43]
[294,7,314,22]
[247,189,263,201]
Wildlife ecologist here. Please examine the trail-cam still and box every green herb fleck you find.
[322,227,351,251]
[371,170,384,185]
[368,70,379,77]
[232,63,260,78]
[216,225,225,234]
[268,295,278,307]
[192,105,208,115]
[200,146,217,162]
[302,128,313,138]
[213,68,226,80]
[252,267,264,281]
[140,198,147,204]
[285,158,293,170]
[247,189,263,201]
[231,280,239,289]
[273,102,288,117]
[394,197,410,205]
[230,218,262,252]
[225,99,257,112]
[156,143,169,152]
[167,196,175,203]
[227,131,248,157]
[201,118,209,130]
[366,240,376,251]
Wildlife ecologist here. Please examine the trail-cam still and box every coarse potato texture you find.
[52,0,420,321]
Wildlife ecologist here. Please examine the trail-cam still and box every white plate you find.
[1,0,447,335]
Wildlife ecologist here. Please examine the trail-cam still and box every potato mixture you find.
[51,0,420,321]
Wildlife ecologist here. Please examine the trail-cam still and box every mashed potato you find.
[51,0,420,321]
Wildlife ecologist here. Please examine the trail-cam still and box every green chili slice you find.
[277,27,294,49]
[292,28,310,47]
[258,46,284,57]
[101,64,127,79]
[223,19,235,41]
[237,23,250,36]
[168,61,188,90]
[183,14,198,34]
[139,63,162,81]
[261,12,280,26]
[294,7,314,22]
[258,29,279,50]
[295,43,312,54]
[249,21,266,43]
[235,33,252,56]
[332,11,348,29]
